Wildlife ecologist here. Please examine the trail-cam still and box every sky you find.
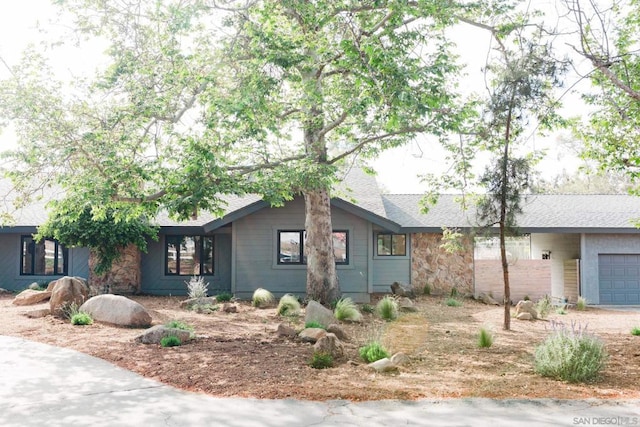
[0,1,585,194]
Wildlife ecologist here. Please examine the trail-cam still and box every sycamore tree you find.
[562,0,640,189]
[0,0,473,304]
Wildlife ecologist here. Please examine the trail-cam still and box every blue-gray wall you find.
[141,230,232,296]
[232,198,372,302]
[371,229,410,293]
[0,233,89,292]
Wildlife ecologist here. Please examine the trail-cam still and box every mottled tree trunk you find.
[88,244,141,296]
[304,187,340,305]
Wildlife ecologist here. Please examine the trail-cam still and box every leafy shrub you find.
[477,327,494,348]
[423,283,431,295]
[334,297,362,322]
[309,352,333,369]
[305,321,326,330]
[360,303,374,314]
[359,341,390,363]
[185,276,208,299]
[60,302,83,320]
[165,320,194,337]
[535,295,553,319]
[523,295,530,301]
[71,312,93,326]
[277,294,301,316]
[252,288,275,308]
[556,307,568,315]
[445,298,463,307]
[576,296,588,311]
[631,327,640,336]
[450,287,459,298]
[376,295,398,321]
[192,303,219,314]
[534,321,608,383]
[215,292,233,302]
[160,335,182,348]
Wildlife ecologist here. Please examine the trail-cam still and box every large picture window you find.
[21,236,68,276]
[278,230,349,265]
[165,235,214,276]
[376,233,407,256]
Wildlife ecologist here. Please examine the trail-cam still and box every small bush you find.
[477,327,494,348]
[60,302,83,320]
[359,341,390,363]
[216,292,233,302]
[252,288,275,308]
[165,320,194,337]
[631,327,640,336]
[534,321,607,383]
[71,312,93,326]
[445,297,463,307]
[334,297,362,322]
[556,307,568,315]
[376,295,398,321]
[192,303,219,314]
[576,296,588,311]
[360,303,374,314]
[160,335,182,348]
[309,352,333,369]
[523,295,530,301]
[305,321,326,330]
[277,294,301,316]
[185,276,208,299]
[535,295,553,319]
[423,284,431,295]
[450,287,459,298]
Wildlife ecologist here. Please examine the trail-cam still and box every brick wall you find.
[474,259,551,302]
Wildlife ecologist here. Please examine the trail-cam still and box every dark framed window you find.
[376,233,407,256]
[165,235,214,276]
[21,236,68,276]
[277,230,349,265]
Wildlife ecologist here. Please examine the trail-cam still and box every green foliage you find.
[277,294,301,317]
[631,327,640,336]
[422,284,431,296]
[185,276,208,299]
[165,320,194,336]
[191,303,219,314]
[535,295,553,319]
[333,297,362,322]
[360,304,375,314]
[445,298,463,307]
[477,327,494,348]
[440,227,465,254]
[71,312,93,326]
[160,335,182,348]
[575,296,588,311]
[252,288,275,308]
[60,302,83,321]
[376,296,398,321]
[534,322,608,383]
[359,342,390,363]
[556,307,568,315]
[309,352,333,369]
[304,321,326,330]
[449,287,459,298]
[215,292,233,302]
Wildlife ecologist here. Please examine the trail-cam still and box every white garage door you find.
[598,254,640,305]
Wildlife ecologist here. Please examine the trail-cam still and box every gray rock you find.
[326,324,349,342]
[368,358,398,372]
[298,328,327,343]
[276,323,297,338]
[304,300,335,328]
[80,294,152,327]
[390,282,416,299]
[222,303,238,313]
[313,333,344,359]
[516,312,533,321]
[477,292,501,306]
[179,297,217,309]
[390,352,410,366]
[135,325,192,345]
[28,282,41,290]
[13,289,52,306]
[514,300,538,320]
[49,277,90,317]
[24,308,51,318]
[0,288,12,296]
[398,297,418,312]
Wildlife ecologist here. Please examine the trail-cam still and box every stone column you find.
[88,244,142,295]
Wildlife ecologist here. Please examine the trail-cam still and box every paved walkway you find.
[1,336,639,427]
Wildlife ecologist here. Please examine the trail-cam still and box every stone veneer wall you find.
[411,233,474,295]
[88,244,142,295]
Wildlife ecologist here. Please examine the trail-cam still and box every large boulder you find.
[135,325,192,345]
[326,324,349,342]
[49,277,89,317]
[304,300,335,328]
[13,289,52,306]
[80,294,152,327]
[477,292,501,306]
[514,300,538,320]
[390,282,416,299]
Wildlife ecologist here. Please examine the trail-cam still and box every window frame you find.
[276,229,350,266]
[375,233,407,257]
[20,236,68,276]
[164,234,215,276]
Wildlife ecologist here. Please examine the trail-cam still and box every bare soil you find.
[1,294,639,401]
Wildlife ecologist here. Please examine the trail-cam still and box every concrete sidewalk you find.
[1,336,638,427]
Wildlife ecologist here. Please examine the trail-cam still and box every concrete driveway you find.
[1,336,638,427]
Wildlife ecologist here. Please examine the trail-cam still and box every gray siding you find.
[581,233,640,304]
[232,198,370,302]
[372,231,410,293]
[141,232,232,296]
[530,233,580,299]
[0,234,89,291]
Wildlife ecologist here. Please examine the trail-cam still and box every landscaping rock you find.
[179,297,217,310]
[516,312,533,321]
[304,300,335,328]
[398,297,418,312]
[28,282,41,290]
[368,358,398,372]
[80,294,152,327]
[514,300,538,320]
[391,282,416,299]
[298,327,327,343]
[0,288,11,295]
[477,292,501,306]
[135,325,192,345]
[390,352,410,366]
[13,289,52,306]
[326,324,349,342]
[313,333,344,359]
[49,276,90,317]
[276,323,297,338]
[24,308,51,318]
[222,303,238,313]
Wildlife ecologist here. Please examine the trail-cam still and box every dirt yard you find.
[1,294,639,401]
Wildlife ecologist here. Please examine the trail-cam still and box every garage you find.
[598,254,640,304]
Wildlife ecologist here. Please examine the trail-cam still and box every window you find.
[376,233,407,256]
[277,230,349,265]
[165,235,214,276]
[21,236,67,276]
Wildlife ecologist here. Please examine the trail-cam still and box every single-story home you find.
[4,168,640,305]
